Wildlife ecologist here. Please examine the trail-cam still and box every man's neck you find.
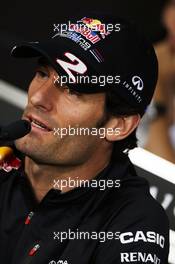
[24,148,112,203]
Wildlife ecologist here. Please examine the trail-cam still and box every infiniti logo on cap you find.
[132,76,144,91]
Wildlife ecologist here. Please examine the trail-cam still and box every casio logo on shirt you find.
[119,231,165,249]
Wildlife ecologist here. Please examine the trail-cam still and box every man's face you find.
[15,58,108,166]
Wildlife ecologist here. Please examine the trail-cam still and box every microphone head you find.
[0,120,31,141]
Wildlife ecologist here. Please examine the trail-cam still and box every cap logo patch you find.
[132,76,144,91]
[52,17,115,63]
[56,52,87,83]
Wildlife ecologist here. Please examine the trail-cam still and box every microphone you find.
[0,120,31,141]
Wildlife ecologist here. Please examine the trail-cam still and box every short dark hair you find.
[105,88,141,159]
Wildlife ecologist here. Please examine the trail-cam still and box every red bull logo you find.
[80,17,110,38]
[69,24,100,44]
[69,17,110,44]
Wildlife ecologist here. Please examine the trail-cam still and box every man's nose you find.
[30,78,55,112]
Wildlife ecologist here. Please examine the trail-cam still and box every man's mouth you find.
[31,119,50,131]
[26,116,52,132]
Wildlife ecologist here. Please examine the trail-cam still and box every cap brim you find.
[11,43,43,58]
[11,41,106,94]
[11,42,65,78]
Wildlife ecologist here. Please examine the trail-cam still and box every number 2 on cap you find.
[56,52,87,83]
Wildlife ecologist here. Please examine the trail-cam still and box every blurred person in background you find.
[144,0,175,163]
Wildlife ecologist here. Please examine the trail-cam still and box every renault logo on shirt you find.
[120,252,161,263]
[132,76,144,91]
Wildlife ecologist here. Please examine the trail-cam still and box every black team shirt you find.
[0,154,169,264]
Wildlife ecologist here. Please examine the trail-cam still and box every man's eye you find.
[35,70,48,79]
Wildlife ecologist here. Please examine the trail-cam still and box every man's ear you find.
[105,114,141,142]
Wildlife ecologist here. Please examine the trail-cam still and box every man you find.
[0,16,169,263]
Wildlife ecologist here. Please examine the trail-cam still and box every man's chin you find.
[15,137,35,157]
[14,138,55,164]
[15,140,42,163]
